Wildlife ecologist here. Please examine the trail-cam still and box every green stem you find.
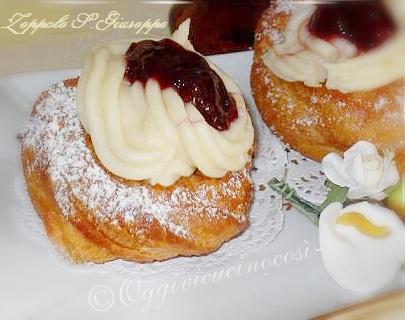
[268,178,322,225]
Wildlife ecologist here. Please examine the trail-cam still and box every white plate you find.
[1,51,403,320]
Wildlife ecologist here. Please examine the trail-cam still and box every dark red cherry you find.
[124,39,238,131]
[308,0,397,52]
[169,0,268,55]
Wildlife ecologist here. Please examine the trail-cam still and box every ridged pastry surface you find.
[20,78,253,263]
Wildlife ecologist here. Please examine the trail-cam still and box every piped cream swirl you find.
[263,1,405,93]
[77,20,254,186]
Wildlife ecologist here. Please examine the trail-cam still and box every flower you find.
[322,141,399,200]
[319,201,405,292]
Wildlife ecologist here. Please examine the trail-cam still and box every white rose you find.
[322,141,399,200]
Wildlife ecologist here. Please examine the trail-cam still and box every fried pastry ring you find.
[20,78,253,263]
[251,5,405,173]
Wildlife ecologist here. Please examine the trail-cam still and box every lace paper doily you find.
[14,101,291,281]
[284,149,328,205]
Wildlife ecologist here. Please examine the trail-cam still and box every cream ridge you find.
[77,20,254,186]
[262,1,405,93]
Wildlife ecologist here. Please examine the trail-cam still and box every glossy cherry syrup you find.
[308,0,397,52]
[124,39,238,131]
[169,0,268,55]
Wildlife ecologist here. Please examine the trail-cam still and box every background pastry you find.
[169,0,268,55]
[20,21,255,263]
[251,0,405,173]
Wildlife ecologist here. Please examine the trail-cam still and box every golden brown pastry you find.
[251,0,405,173]
[20,22,255,263]
[20,78,253,263]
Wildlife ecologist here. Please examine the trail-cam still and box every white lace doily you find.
[14,101,297,281]
[285,149,328,205]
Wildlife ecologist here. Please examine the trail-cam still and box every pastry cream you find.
[262,2,405,93]
[77,20,254,186]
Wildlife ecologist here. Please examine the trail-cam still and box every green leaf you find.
[268,178,322,225]
[319,181,349,211]
[384,182,401,196]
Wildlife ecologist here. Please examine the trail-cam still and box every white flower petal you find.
[347,186,369,200]
[322,141,400,200]
[322,153,352,187]
[319,202,405,292]
[344,141,378,158]
[344,153,365,187]
[369,191,388,201]
[379,155,400,190]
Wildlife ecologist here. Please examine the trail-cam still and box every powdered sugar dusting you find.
[269,29,284,45]
[274,0,298,14]
[20,81,249,238]
[253,2,405,150]
[374,96,388,111]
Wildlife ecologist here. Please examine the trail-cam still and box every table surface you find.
[1,51,404,320]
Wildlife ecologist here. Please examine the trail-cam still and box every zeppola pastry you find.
[169,0,268,55]
[251,0,405,173]
[20,20,255,263]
